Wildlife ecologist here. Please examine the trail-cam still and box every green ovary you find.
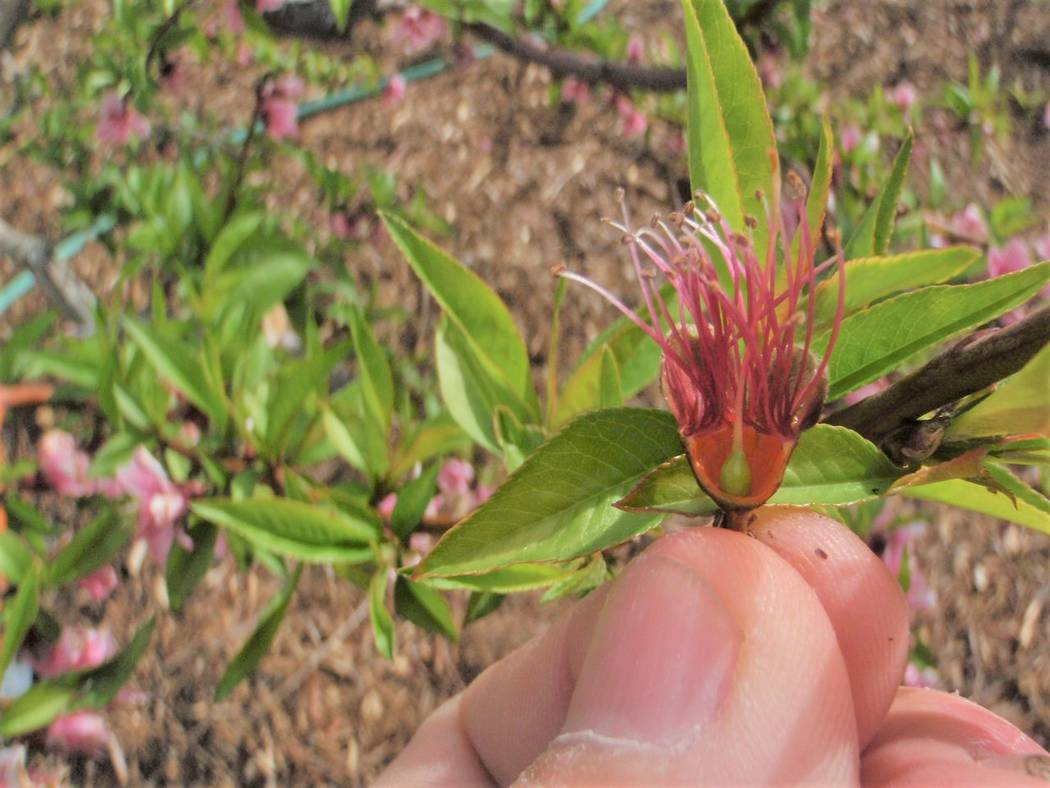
[719,446,753,497]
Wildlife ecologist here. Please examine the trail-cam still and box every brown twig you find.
[220,77,270,223]
[824,306,1050,444]
[144,0,198,83]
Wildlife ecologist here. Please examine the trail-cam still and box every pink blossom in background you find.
[407,532,434,559]
[667,131,686,154]
[949,203,987,243]
[1034,233,1050,262]
[236,41,254,66]
[96,92,150,146]
[391,7,448,55]
[38,429,96,497]
[423,493,445,522]
[262,76,303,141]
[839,124,862,154]
[330,212,352,238]
[474,484,493,505]
[988,238,1032,278]
[116,447,194,563]
[35,628,118,679]
[757,52,782,90]
[887,81,917,114]
[177,421,202,449]
[376,493,397,520]
[626,34,644,64]
[78,565,119,602]
[615,95,647,137]
[437,458,474,497]
[159,58,186,95]
[903,663,939,688]
[881,521,937,612]
[223,0,245,34]
[257,0,285,11]
[383,73,407,107]
[0,746,28,787]
[452,41,475,68]
[561,77,591,105]
[45,711,110,756]
[843,378,889,407]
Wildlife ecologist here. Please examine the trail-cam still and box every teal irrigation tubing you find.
[0,45,496,316]
[577,0,609,24]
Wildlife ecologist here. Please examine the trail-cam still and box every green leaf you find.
[204,236,312,318]
[415,408,680,578]
[215,567,301,700]
[901,478,1050,534]
[682,0,777,249]
[347,307,394,434]
[390,412,471,480]
[598,347,623,408]
[73,617,155,709]
[394,577,457,641]
[381,212,534,409]
[800,117,833,253]
[845,132,913,258]
[88,432,141,479]
[617,425,904,515]
[191,497,378,563]
[165,522,219,612]
[0,562,40,680]
[329,0,352,30]
[982,462,1050,516]
[811,246,981,332]
[124,317,226,429]
[322,405,386,478]
[48,512,131,586]
[390,462,441,541]
[818,262,1050,399]
[0,531,32,584]
[424,562,581,593]
[266,341,348,455]
[204,212,264,278]
[0,683,78,737]
[948,342,1050,439]
[465,591,504,623]
[541,554,608,602]
[369,569,395,659]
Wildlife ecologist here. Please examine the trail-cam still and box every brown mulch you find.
[1,0,1049,784]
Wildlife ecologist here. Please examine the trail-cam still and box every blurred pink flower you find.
[45,711,110,756]
[437,458,474,497]
[839,124,862,154]
[96,92,150,146]
[881,521,936,612]
[407,531,434,559]
[36,628,117,679]
[667,131,686,154]
[615,95,647,137]
[160,58,186,95]
[377,492,397,520]
[949,203,987,243]
[757,52,782,90]
[561,77,591,105]
[176,421,202,449]
[38,429,95,497]
[843,378,888,406]
[1034,233,1050,262]
[116,447,194,563]
[0,746,28,787]
[383,73,407,106]
[78,566,119,602]
[423,493,445,522]
[330,212,352,238]
[903,663,939,688]
[475,484,493,505]
[626,34,644,64]
[236,41,254,66]
[262,76,303,140]
[391,7,448,55]
[452,41,475,67]
[887,82,917,114]
[257,0,284,11]
[988,239,1032,278]
[223,0,245,34]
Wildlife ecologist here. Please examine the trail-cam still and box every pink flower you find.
[376,493,397,520]
[257,0,284,11]
[839,124,862,155]
[437,459,474,497]
[177,421,202,449]
[38,429,95,497]
[843,378,888,406]
[903,663,939,688]
[423,493,445,522]
[236,41,254,66]
[561,77,591,105]
[949,203,987,243]
[223,0,245,34]
[116,447,194,563]
[160,58,186,95]
[0,746,28,787]
[887,82,917,114]
[988,239,1032,278]
[330,212,351,238]
[615,95,647,138]
[391,7,448,55]
[626,34,644,64]
[757,51,782,90]
[36,628,117,678]
[1034,233,1050,262]
[262,76,303,141]
[383,73,407,106]
[881,521,936,612]
[667,131,686,154]
[474,484,493,505]
[46,711,110,756]
[78,565,119,602]
[96,92,150,146]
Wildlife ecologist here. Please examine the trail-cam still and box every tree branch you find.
[824,306,1050,444]
[463,22,686,93]
[0,217,96,329]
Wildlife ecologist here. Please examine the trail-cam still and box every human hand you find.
[378,507,1050,785]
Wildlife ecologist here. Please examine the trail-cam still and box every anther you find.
[744,214,758,230]
[550,263,567,276]
[786,171,807,201]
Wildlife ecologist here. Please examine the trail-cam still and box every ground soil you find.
[1,0,1049,784]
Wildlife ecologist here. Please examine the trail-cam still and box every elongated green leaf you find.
[329,0,353,31]
[983,462,1050,516]
[369,569,395,659]
[204,212,264,278]
[682,0,776,249]
[215,568,301,700]
[74,617,155,708]
[382,213,533,406]
[415,408,680,578]
[48,512,130,586]
[617,425,903,515]
[204,237,312,318]
[124,317,226,428]
[811,246,981,331]
[394,577,457,641]
[465,591,504,623]
[801,117,833,253]
[347,307,394,434]
[390,412,471,480]
[948,342,1050,439]
[390,462,441,541]
[901,478,1050,534]
[845,132,913,259]
[425,561,581,593]
[191,497,378,563]
[0,683,78,737]
[267,341,348,454]
[818,262,1050,399]
[0,531,32,584]
[165,522,218,612]
[598,347,623,408]
[0,563,40,680]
